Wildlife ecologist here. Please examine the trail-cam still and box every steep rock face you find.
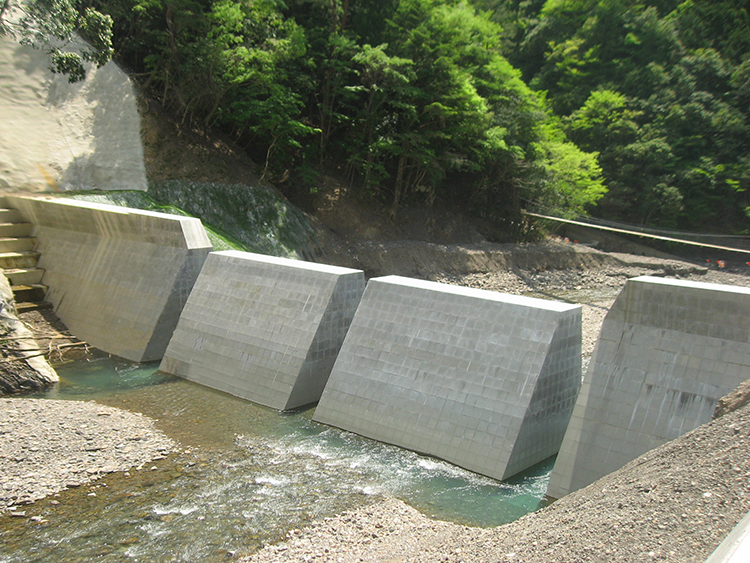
[0,273,57,395]
[0,35,146,193]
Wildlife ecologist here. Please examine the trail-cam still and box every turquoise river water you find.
[0,355,554,562]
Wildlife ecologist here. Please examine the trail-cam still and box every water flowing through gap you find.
[0,354,553,562]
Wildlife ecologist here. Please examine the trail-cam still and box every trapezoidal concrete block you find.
[547,276,750,499]
[313,275,582,481]
[159,251,365,410]
[6,196,211,362]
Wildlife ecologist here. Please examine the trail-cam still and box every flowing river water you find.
[0,355,554,562]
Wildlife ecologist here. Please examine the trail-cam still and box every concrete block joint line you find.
[314,275,582,482]
[548,276,750,499]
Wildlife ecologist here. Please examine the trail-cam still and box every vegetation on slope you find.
[63,186,318,259]
[7,0,750,238]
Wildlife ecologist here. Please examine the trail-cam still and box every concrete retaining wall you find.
[547,276,750,499]
[7,196,211,362]
[313,275,582,481]
[159,251,365,410]
[0,35,147,192]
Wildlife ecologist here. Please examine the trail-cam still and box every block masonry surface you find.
[159,251,365,410]
[313,275,582,481]
[7,196,211,362]
[547,276,750,499]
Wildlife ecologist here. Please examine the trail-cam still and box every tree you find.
[1,0,113,82]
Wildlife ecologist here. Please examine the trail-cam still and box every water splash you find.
[1,359,552,562]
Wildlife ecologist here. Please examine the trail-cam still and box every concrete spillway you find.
[547,276,750,499]
[7,196,211,362]
[159,251,365,410]
[313,275,582,481]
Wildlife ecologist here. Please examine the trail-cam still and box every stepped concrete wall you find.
[313,275,582,481]
[0,35,147,193]
[7,196,211,362]
[548,276,750,499]
[159,251,365,410]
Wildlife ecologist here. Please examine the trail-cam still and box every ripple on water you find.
[0,355,553,562]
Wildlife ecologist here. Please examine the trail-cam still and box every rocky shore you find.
[0,398,176,509]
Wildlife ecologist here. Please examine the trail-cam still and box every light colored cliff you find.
[0,35,146,193]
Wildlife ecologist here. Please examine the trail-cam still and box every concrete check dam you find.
[3,195,750,493]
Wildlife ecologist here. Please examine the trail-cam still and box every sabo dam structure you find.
[2,195,749,496]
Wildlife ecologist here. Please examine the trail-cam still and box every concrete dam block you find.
[6,196,211,362]
[159,251,366,410]
[547,276,750,499]
[313,275,582,481]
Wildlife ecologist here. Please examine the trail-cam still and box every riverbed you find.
[0,354,552,562]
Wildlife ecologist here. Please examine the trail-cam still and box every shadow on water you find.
[0,354,553,562]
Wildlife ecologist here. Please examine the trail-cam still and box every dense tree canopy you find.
[1,0,113,81]
[13,0,749,237]
[501,0,750,232]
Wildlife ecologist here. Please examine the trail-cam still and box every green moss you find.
[60,184,318,258]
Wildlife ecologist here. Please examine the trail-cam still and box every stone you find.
[0,35,147,192]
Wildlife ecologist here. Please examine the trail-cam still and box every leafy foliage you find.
[88,0,605,236]
[503,0,750,232]
[22,0,750,237]
[1,0,113,82]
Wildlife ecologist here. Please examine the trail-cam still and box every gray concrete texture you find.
[547,276,750,499]
[313,275,582,481]
[159,251,365,410]
[7,196,211,362]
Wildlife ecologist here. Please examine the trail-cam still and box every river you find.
[0,354,552,562]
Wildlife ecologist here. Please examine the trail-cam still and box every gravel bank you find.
[0,398,176,509]
[243,398,750,563]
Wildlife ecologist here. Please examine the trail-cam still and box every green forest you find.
[4,0,750,238]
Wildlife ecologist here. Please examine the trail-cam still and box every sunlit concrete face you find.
[159,251,366,410]
[313,275,582,481]
[548,276,750,499]
[7,196,211,362]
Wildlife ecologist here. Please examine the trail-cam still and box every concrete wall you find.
[0,35,147,193]
[313,275,582,481]
[159,251,365,410]
[548,276,750,499]
[7,196,211,362]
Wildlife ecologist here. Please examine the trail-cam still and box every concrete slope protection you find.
[0,35,147,193]
[548,276,750,499]
[7,196,211,362]
[314,275,582,481]
[159,251,365,410]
